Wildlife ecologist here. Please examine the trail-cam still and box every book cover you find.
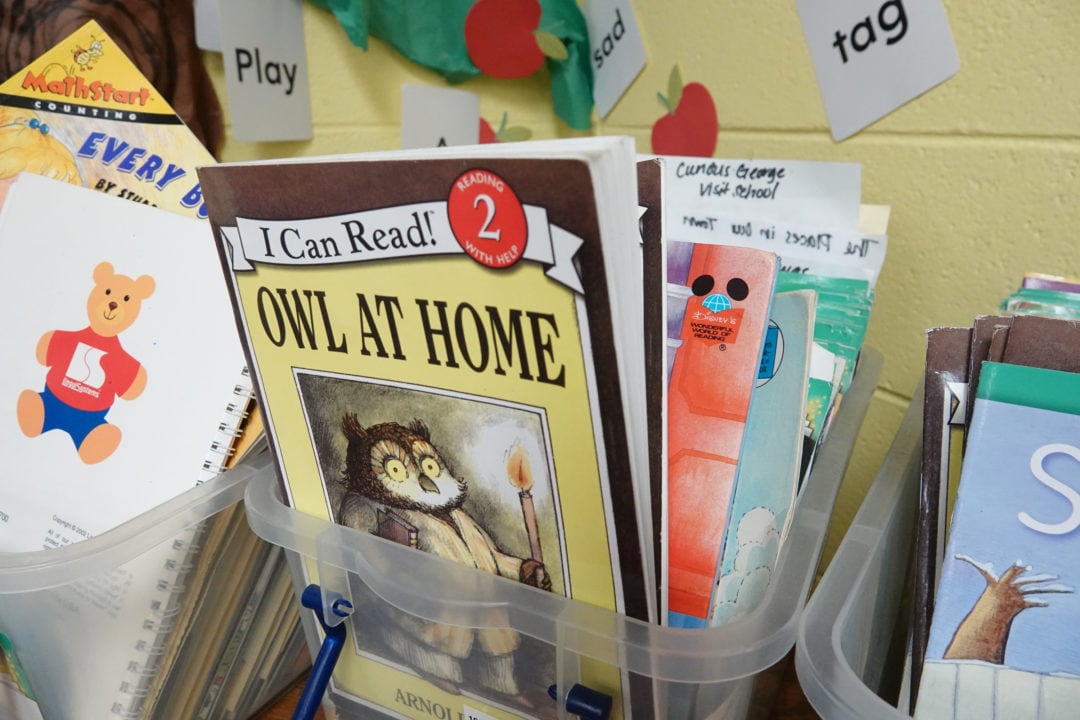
[663,241,779,627]
[910,325,972,705]
[710,289,813,626]
[638,156,665,612]
[963,315,1012,447]
[916,362,1080,719]
[0,20,214,219]
[198,139,652,719]
[0,173,249,718]
[1001,314,1080,374]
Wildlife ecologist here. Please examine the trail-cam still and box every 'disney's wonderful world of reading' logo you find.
[447,169,528,270]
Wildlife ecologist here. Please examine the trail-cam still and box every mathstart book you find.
[916,362,1080,720]
[0,20,213,219]
[198,137,654,719]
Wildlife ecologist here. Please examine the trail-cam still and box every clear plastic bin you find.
[795,384,924,720]
[0,451,309,720]
[243,349,882,720]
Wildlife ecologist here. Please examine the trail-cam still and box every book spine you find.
[200,366,256,481]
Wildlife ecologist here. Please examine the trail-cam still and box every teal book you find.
[709,290,814,626]
[916,362,1080,719]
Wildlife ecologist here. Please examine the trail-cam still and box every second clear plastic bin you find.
[245,349,882,720]
[796,383,923,720]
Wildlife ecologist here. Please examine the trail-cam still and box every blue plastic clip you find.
[548,683,613,720]
[293,584,352,720]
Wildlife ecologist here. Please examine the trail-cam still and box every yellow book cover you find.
[0,19,213,219]
[198,140,652,719]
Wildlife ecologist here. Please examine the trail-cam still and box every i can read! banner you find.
[220,202,585,293]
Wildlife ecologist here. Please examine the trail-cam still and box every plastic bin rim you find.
[0,453,268,593]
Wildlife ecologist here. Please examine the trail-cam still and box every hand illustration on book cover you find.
[943,555,1072,664]
[17,261,154,464]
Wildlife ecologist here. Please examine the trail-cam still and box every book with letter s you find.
[198,137,655,719]
[915,361,1080,720]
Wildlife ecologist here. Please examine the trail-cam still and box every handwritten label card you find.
[662,157,887,284]
[662,156,862,228]
[400,84,480,149]
[218,0,312,141]
[796,0,959,141]
[583,0,647,118]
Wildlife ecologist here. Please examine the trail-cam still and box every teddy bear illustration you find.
[17,261,155,464]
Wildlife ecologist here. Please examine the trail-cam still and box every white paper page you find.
[659,155,862,229]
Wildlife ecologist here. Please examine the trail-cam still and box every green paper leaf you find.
[668,65,684,113]
[535,31,569,61]
[499,126,533,142]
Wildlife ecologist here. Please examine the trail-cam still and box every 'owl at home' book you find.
[663,241,779,628]
[916,362,1080,720]
[198,137,654,720]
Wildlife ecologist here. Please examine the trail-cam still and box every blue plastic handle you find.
[293,584,351,720]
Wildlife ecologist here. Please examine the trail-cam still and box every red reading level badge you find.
[448,169,528,269]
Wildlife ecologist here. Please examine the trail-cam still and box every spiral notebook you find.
[0,172,253,718]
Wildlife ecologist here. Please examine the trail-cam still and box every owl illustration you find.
[336,414,549,706]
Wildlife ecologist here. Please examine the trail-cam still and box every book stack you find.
[908,276,1080,719]
[195,138,884,718]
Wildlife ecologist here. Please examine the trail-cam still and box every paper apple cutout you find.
[651,65,718,157]
[480,112,533,143]
[465,0,568,79]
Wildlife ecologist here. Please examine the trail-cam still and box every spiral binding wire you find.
[111,365,255,717]
[112,520,210,718]
[200,368,257,481]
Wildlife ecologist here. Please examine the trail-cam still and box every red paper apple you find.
[480,112,533,143]
[465,0,567,79]
[651,65,718,157]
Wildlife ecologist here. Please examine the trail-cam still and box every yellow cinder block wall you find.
[202,2,1080,569]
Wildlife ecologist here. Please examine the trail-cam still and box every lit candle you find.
[507,443,545,584]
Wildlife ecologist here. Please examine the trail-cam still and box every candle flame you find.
[506,444,533,491]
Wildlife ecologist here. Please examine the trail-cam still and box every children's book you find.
[710,289,813,626]
[916,362,1080,719]
[0,173,250,717]
[910,325,972,705]
[962,315,1012,446]
[638,156,666,612]
[198,137,654,719]
[663,241,779,627]
[0,20,214,220]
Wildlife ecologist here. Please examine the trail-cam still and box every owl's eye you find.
[383,458,408,482]
[419,456,440,478]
